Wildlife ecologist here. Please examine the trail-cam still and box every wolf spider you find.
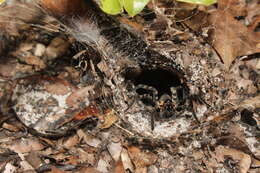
[134,84,189,130]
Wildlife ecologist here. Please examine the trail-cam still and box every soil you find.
[0,0,259,172]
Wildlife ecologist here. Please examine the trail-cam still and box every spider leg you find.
[135,84,158,101]
[135,84,159,131]
[124,84,158,112]
[170,87,178,102]
[138,94,157,107]
[138,93,158,130]
[151,109,155,131]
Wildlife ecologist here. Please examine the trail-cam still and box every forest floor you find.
[0,0,259,173]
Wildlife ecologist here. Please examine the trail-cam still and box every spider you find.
[134,84,187,130]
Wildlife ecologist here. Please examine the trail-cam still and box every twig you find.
[114,123,135,136]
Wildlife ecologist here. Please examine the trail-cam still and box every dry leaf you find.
[25,152,42,169]
[256,59,260,69]
[215,145,251,173]
[45,37,70,60]
[218,0,247,17]
[96,151,113,173]
[127,146,158,168]
[107,142,122,162]
[184,11,209,32]
[113,161,125,173]
[3,163,17,173]
[209,10,260,68]
[79,167,101,173]
[19,160,34,172]
[50,166,66,173]
[251,158,260,168]
[121,148,134,173]
[40,0,87,16]
[117,17,144,34]
[240,95,260,108]
[78,148,96,165]
[7,138,45,153]
[62,134,79,149]
[0,3,41,35]
[2,123,20,132]
[34,43,46,57]
[99,109,118,129]
[77,129,101,148]
[18,55,46,69]
[96,159,110,173]
[135,167,147,173]
[246,0,260,25]
[0,58,31,79]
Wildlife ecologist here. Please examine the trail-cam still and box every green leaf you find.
[0,0,5,4]
[176,0,216,6]
[122,0,150,17]
[101,0,123,15]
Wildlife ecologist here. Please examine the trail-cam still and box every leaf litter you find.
[0,0,259,172]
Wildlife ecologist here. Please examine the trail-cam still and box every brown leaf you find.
[19,160,35,172]
[121,148,134,173]
[50,166,66,173]
[96,151,113,172]
[240,95,260,108]
[248,16,260,38]
[77,129,101,148]
[66,86,94,108]
[127,146,158,168]
[18,55,46,70]
[117,17,144,34]
[25,152,42,169]
[218,0,247,17]
[135,167,147,173]
[184,11,209,32]
[107,142,122,162]
[64,155,78,165]
[99,109,118,129]
[45,37,70,60]
[40,0,88,16]
[79,167,101,173]
[62,134,79,149]
[34,43,46,57]
[214,145,251,173]
[77,148,96,165]
[2,123,20,132]
[246,0,260,25]
[113,161,125,173]
[7,138,45,153]
[3,163,17,173]
[251,158,260,168]
[209,10,260,68]
[0,3,41,35]
[0,58,32,79]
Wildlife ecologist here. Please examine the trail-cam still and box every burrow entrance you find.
[124,68,184,98]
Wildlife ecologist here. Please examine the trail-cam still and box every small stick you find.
[114,123,135,136]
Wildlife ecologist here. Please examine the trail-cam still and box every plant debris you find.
[0,0,259,172]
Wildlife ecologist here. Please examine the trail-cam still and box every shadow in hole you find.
[130,68,181,97]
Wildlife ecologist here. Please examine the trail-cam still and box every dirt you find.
[0,0,259,172]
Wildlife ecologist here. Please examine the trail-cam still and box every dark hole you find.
[224,156,238,170]
[80,117,99,130]
[175,106,182,112]
[126,68,182,97]
[234,16,245,20]
[139,97,156,107]
[254,22,260,32]
[140,8,156,22]
[240,109,257,127]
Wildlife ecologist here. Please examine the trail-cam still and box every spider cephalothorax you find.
[134,84,188,130]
